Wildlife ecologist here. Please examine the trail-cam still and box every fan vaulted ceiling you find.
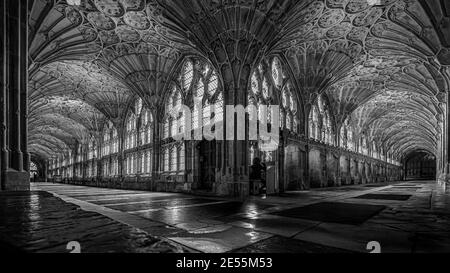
[28,0,450,162]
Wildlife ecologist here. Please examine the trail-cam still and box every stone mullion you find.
[95,134,101,179]
[117,126,125,179]
[304,106,311,188]
[278,130,286,193]
[43,161,48,182]
[228,69,248,181]
[82,145,87,180]
[336,150,341,186]
[152,117,161,182]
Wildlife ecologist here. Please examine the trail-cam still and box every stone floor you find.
[0,191,187,253]
[1,180,449,253]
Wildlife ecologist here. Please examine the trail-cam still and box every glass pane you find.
[208,72,218,96]
[196,80,205,98]
[272,57,283,88]
[183,61,194,90]
[251,73,259,94]
[171,147,177,171]
[262,77,269,99]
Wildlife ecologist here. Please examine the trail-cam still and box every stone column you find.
[221,62,254,185]
[20,0,29,173]
[1,0,6,191]
[209,48,263,196]
[152,113,162,186]
[43,161,48,182]
[438,84,450,183]
[1,0,29,191]
[116,125,125,180]
[278,130,286,193]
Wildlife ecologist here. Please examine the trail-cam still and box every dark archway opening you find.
[197,140,216,191]
[404,152,436,180]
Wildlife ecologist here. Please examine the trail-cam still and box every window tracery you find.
[248,57,299,162]
[309,95,335,145]
[124,98,154,177]
[161,58,222,175]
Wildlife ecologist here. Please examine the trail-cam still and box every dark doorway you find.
[198,140,216,190]
[405,152,436,180]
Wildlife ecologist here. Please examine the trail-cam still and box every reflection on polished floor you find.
[1,180,443,253]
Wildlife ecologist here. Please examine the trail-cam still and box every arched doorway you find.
[197,140,216,191]
[405,152,436,180]
[30,162,39,182]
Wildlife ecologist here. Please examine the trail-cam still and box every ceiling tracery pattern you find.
[28,0,189,159]
[348,90,441,158]
[29,0,187,68]
[28,0,450,161]
[96,42,180,108]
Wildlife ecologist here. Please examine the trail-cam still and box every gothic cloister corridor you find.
[1,0,450,255]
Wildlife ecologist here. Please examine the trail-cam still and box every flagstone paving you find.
[1,180,449,253]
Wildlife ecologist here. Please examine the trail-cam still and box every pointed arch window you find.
[248,58,299,164]
[182,61,194,91]
[282,89,288,108]
[76,145,82,163]
[347,126,354,152]
[164,148,169,172]
[309,105,319,140]
[179,144,185,171]
[68,150,73,165]
[248,69,273,133]
[102,122,115,157]
[62,152,67,167]
[323,112,333,145]
[281,84,296,133]
[135,98,143,116]
[309,95,334,145]
[164,86,183,139]
[372,142,378,159]
[112,158,118,176]
[139,109,153,146]
[192,79,204,130]
[208,72,218,96]
[293,117,299,134]
[88,136,97,160]
[286,114,291,131]
[103,130,110,156]
[145,151,151,174]
[170,146,177,172]
[251,73,259,95]
[137,104,153,177]
[111,127,118,154]
[272,57,283,88]
[125,113,137,150]
[162,59,223,175]
[340,126,346,148]
[262,77,269,99]
[361,136,368,155]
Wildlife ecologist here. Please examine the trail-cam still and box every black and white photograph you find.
[1,0,450,265]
